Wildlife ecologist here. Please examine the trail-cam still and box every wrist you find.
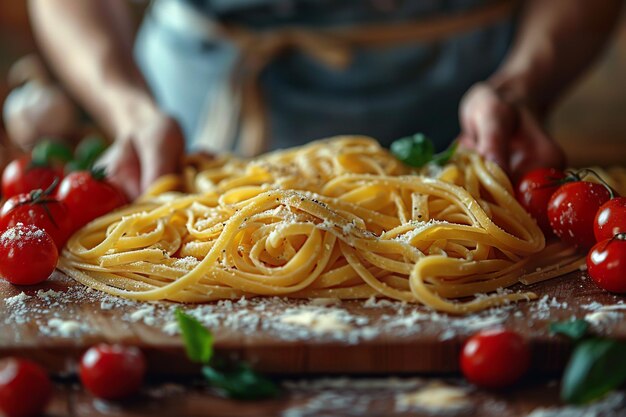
[488,39,559,121]
[487,73,548,121]
[103,85,163,137]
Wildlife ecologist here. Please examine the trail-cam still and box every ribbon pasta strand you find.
[59,136,623,313]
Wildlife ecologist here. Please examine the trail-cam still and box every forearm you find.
[28,0,157,136]
[489,0,623,118]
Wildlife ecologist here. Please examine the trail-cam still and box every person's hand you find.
[458,82,566,180]
[97,106,185,200]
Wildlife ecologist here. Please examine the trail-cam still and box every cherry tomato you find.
[587,236,626,293]
[594,197,626,242]
[0,224,58,285]
[516,168,566,235]
[460,328,530,389]
[56,170,127,231]
[0,357,52,417]
[547,182,612,249]
[80,344,146,400]
[0,191,73,248]
[1,156,63,199]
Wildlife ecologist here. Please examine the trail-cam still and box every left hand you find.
[96,105,185,200]
[458,82,566,180]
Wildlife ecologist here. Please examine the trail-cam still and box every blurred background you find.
[0,2,624,168]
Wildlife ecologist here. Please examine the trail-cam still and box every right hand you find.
[98,108,185,200]
[458,83,566,180]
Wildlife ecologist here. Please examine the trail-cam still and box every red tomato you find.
[1,156,63,199]
[516,168,566,235]
[587,236,626,293]
[80,344,146,400]
[460,328,530,389]
[0,358,52,417]
[547,182,612,249]
[56,171,127,231]
[0,192,73,248]
[594,197,626,242]
[0,224,58,285]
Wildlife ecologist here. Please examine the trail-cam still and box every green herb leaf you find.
[431,140,459,166]
[550,319,590,341]
[391,134,458,168]
[175,309,213,364]
[64,160,82,174]
[74,135,108,170]
[90,166,108,181]
[31,139,73,166]
[390,133,435,168]
[176,310,278,400]
[202,363,278,400]
[561,338,626,404]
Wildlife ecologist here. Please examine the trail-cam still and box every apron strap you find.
[194,0,519,156]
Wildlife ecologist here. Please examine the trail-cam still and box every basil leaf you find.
[89,166,108,181]
[550,319,590,341]
[390,133,435,168]
[203,363,278,400]
[74,135,108,170]
[561,338,626,404]
[431,140,459,166]
[32,139,73,166]
[64,160,82,174]
[175,309,213,364]
[176,310,278,400]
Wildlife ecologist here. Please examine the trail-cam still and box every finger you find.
[458,86,482,150]
[457,132,476,150]
[138,144,175,193]
[522,111,567,169]
[97,140,141,199]
[474,106,513,171]
[508,137,532,183]
[510,111,566,175]
[137,125,184,192]
[188,150,215,160]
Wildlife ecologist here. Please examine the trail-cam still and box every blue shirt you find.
[135,0,514,152]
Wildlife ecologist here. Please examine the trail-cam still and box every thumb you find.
[510,110,566,176]
[456,132,476,151]
[136,122,185,192]
[137,140,180,193]
[97,139,141,199]
[474,102,516,172]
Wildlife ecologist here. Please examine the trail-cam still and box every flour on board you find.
[395,382,472,412]
[2,272,619,344]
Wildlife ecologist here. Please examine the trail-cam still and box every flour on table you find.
[42,318,86,337]
[282,377,475,417]
[281,309,352,333]
[396,382,472,412]
[526,391,625,417]
[5,292,30,307]
[2,272,606,344]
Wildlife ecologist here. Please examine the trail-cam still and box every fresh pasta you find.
[58,136,617,313]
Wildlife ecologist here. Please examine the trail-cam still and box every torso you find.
[135,0,515,152]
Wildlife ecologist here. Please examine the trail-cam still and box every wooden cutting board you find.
[1,270,625,376]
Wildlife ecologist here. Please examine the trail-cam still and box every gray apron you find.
[134,0,514,153]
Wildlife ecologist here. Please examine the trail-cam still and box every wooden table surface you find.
[3,270,626,416]
[43,377,626,417]
[3,270,626,376]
